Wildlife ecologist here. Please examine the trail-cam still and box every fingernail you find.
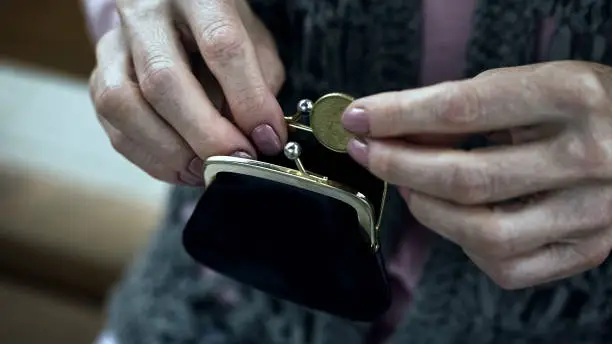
[251,124,282,155]
[342,108,369,135]
[179,171,205,187]
[231,151,253,159]
[188,157,205,177]
[347,138,369,167]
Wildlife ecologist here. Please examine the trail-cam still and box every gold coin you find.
[310,93,354,153]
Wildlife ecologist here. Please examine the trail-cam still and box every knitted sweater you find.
[87,1,612,343]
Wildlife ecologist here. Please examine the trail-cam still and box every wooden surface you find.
[0,3,160,342]
[0,163,163,301]
[0,276,103,344]
[0,163,162,343]
[0,0,95,78]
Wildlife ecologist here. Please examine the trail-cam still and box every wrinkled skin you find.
[89,0,287,185]
[344,61,612,289]
[89,0,612,290]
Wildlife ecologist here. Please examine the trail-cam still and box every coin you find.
[310,93,354,153]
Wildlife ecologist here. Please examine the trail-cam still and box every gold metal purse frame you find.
[203,93,388,251]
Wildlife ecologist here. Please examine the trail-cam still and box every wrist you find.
[81,0,120,44]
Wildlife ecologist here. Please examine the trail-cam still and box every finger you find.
[467,229,612,290]
[405,185,612,260]
[405,133,471,147]
[342,63,599,138]
[98,116,202,185]
[92,28,204,178]
[354,138,584,205]
[176,0,286,155]
[190,57,226,111]
[486,124,564,146]
[236,0,286,94]
[119,1,256,159]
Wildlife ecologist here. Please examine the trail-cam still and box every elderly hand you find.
[89,0,286,185]
[342,61,612,289]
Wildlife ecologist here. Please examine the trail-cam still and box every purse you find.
[182,93,391,321]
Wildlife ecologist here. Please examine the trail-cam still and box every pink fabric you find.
[420,0,476,86]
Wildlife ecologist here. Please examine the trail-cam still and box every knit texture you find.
[105,1,612,343]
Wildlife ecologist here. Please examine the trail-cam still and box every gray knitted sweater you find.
[102,1,612,343]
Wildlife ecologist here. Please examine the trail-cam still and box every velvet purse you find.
[182,94,391,321]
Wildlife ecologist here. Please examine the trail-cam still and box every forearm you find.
[81,0,119,44]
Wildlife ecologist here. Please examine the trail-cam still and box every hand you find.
[342,61,612,289]
[89,0,287,185]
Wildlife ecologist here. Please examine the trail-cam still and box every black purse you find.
[182,94,391,321]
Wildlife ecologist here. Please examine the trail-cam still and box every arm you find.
[80,0,119,43]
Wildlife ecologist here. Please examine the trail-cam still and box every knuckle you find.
[569,69,608,113]
[139,159,178,184]
[542,63,609,114]
[139,56,176,104]
[189,130,228,161]
[116,0,163,21]
[263,63,286,94]
[146,168,175,184]
[436,82,482,126]
[488,263,522,290]
[576,244,609,269]
[108,130,129,154]
[231,83,268,115]
[583,197,612,229]
[447,163,494,204]
[165,144,194,170]
[553,132,608,174]
[370,146,401,182]
[94,82,132,123]
[475,220,513,258]
[270,65,286,92]
[199,19,245,61]
[588,248,609,268]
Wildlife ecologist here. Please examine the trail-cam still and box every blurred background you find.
[0,1,169,342]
